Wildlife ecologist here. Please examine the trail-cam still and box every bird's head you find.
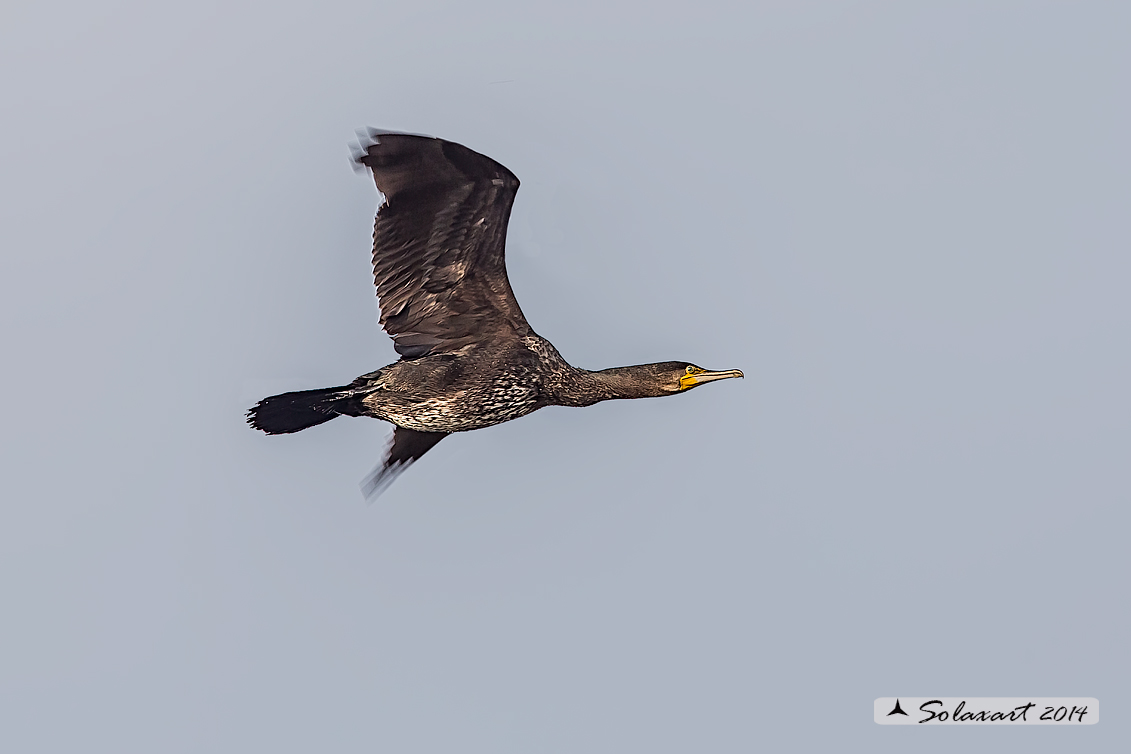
[641,361,745,394]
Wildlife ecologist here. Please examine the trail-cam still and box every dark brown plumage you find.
[247,131,743,496]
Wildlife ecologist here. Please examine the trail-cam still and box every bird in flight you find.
[247,131,743,496]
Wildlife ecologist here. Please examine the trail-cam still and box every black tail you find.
[246,386,350,435]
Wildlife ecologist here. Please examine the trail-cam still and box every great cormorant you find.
[247,131,743,496]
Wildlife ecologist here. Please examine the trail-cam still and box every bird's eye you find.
[686,366,695,374]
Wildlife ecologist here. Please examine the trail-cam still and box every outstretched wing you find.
[361,427,448,499]
[353,130,531,359]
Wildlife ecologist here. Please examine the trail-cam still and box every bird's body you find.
[350,338,552,434]
[248,131,742,495]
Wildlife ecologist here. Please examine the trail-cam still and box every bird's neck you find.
[553,365,670,406]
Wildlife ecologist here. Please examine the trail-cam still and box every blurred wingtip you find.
[359,461,404,502]
[349,128,376,174]
[359,427,447,502]
[357,426,413,502]
[350,127,437,174]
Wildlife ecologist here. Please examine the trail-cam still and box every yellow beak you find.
[679,368,744,390]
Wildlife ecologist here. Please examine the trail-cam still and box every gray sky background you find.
[2,2,1127,752]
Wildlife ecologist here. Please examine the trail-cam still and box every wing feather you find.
[361,427,448,499]
[354,131,530,358]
